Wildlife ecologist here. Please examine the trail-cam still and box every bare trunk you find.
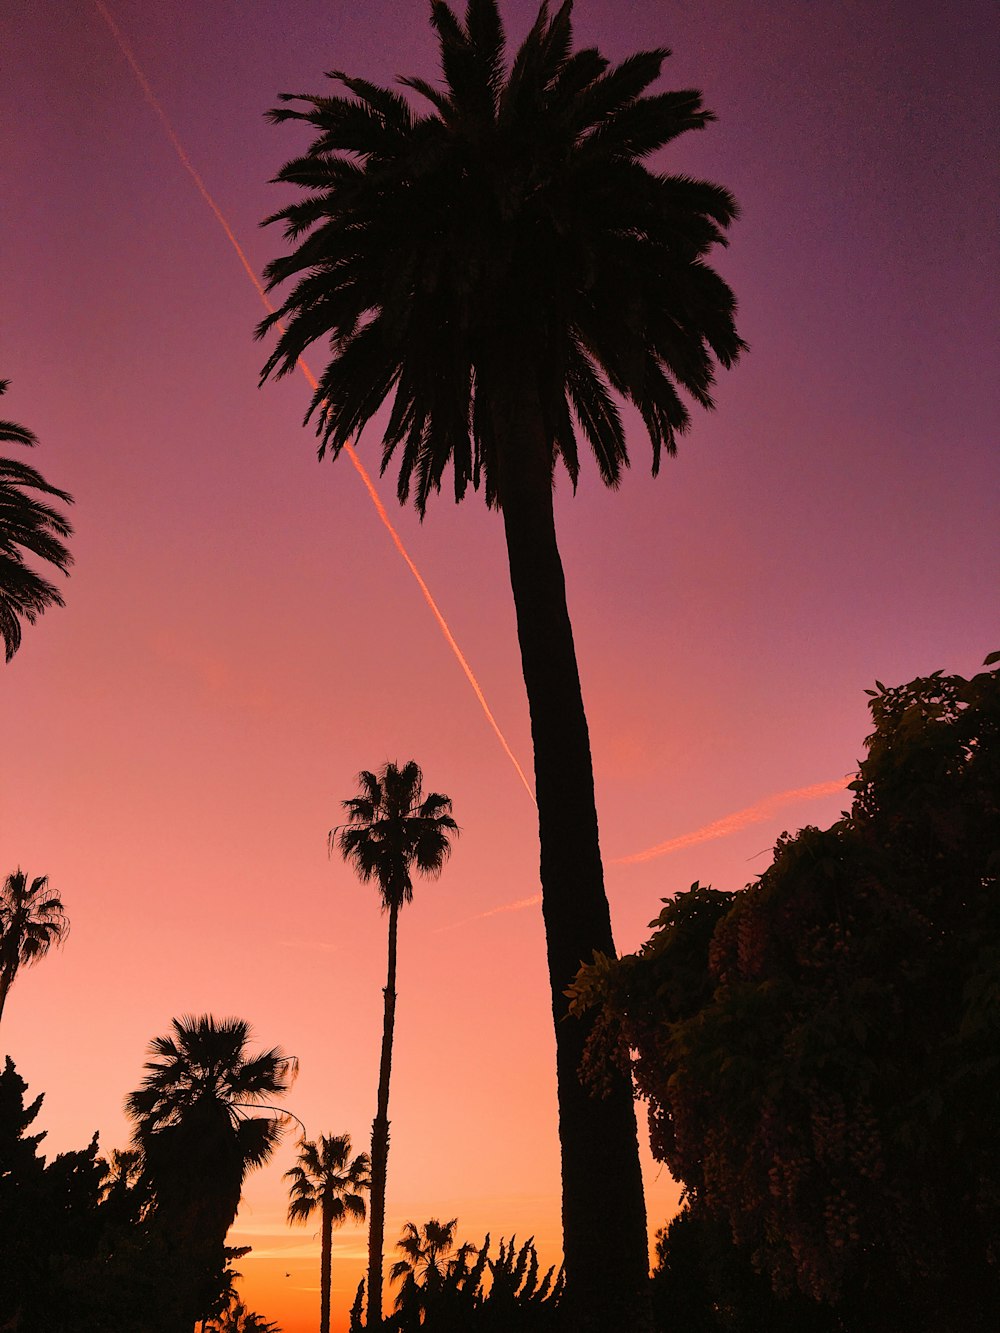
[493,391,651,1332]
[366,899,398,1328]
[320,1194,333,1333]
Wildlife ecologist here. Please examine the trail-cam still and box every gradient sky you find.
[2,2,997,1329]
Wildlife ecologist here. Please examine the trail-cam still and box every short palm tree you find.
[125,1015,296,1326]
[259,4,742,1325]
[285,1133,370,1333]
[203,1295,282,1333]
[0,869,69,1028]
[333,761,457,1327]
[389,1218,463,1313]
[0,379,73,662]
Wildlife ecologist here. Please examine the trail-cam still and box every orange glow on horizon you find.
[91,0,536,808]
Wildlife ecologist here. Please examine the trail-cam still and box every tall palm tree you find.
[125,1015,296,1330]
[333,761,457,1327]
[0,869,69,1028]
[259,3,742,1324]
[0,379,73,662]
[285,1133,370,1333]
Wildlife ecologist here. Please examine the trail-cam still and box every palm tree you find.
[0,869,69,1028]
[259,3,743,1324]
[389,1218,464,1314]
[285,1133,370,1333]
[0,379,73,662]
[125,1015,296,1329]
[333,761,457,1327]
[203,1296,282,1333]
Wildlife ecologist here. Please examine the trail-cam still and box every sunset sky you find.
[2,1,997,1329]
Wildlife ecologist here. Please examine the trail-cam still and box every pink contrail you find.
[612,775,853,865]
[435,892,543,933]
[92,0,535,805]
[452,776,852,928]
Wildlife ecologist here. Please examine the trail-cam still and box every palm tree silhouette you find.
[333,761,457,1327]
[0,869,69,1028]
[285,1133,370,1333]
[389,1217,464,1314]
[259,4,742,1323]
[125,1015,296,1326]
[0,379,73,662]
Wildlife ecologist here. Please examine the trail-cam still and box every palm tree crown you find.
[334,760,458,910]
[126,1014,295,1170]
[390,1217,463,1293]
[259,0,743,514]
[0,379,73,662]
[0,869,69,1026]
[286,1133,370,1228]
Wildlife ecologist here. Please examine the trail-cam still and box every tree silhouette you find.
[125,1015,295,1327]
[0,869,69,1028]
[333,761,457,1326]
[259,4,742,1321]
[0,378,73,662]
[285,1133,370,1333]
[571,654,1000,1331]
[391,1217,461,1291]
[203,1295,282,1333]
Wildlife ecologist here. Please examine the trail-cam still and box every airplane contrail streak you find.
[611,775,853,865]
[450,775,852,928]
[92,0,535,805]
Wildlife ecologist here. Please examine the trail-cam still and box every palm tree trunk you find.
[493,393,651,1332]
[367,899,398,1329]
[0,969,10,1028]
[320,1194,333,1333]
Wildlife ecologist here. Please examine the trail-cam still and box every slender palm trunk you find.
[0,969,10,1028]
[367,899,398,1328]
[493,393,651,1332]
[320,1193,333,1333]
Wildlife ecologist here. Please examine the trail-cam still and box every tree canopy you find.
[570,654,1000,1329]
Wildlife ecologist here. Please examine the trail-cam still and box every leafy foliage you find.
[348,1220,564,1331]
[0,378,73,661]
[650,1203,842,1332]
[571,655,1000,1328]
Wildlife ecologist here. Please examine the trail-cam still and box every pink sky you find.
[2,2,997,1329]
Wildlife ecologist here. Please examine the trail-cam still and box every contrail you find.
[451,775,852,928]
[435,892,542,933]
[612,775,852,865]
[92,0,535,804]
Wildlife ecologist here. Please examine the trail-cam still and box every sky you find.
[2,0,997,1328]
